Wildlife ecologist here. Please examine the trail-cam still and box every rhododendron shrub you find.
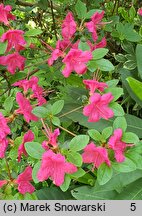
[0,1,142,200]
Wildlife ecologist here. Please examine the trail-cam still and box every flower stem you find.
[58,125,76,137]
[59,105,83,118]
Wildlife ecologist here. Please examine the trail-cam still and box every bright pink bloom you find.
[48,40,70,66]
[62,48,92,77]
[0,138,8,158]
[138,8,142,16]
[108,128,133,163]
[0,4,15,26]
[15,166,35,194]
[87,37,107,51]
[42,128,60,150]
[18,130,34,162]
[0,180,8,188]
[0,112,11,139]
[1,30,26,52]
[83,92,114,122]
[31,85,46,106]
[86,11,105,41]
[62,12,77,40]
[0,52,26,74]
[15,92,38,123]
[13,76,46,105]
[37,150,77,186]
[82,142,110,169]
[83,79,108,95]
[0,112,11,158]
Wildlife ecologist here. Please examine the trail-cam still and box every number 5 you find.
[130,203,136,211]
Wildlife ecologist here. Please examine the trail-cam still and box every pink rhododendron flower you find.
[31,85,46,106]
[13,76,46,105]
[42,128,60,150]
[83,79,108,95]
[37,150,77,186]
[18,130,34,162]
[138,8,142,16]
[0,112,11,158]
[0,112,11,138]
[0,52,26,74]
[15,92,38,123]
[0,180,8,188]
[62,48,92,77]
[0,4,15,26]
[83,92,114,122]
[108,128,133,163]
[15,166,35,194]
[48,40,70,66]
[62,12,77,40]
[86,11,105,41]
[0,138,8,158]
[82,142,111,169]
[87,37,107,51]
[1,30,26,52]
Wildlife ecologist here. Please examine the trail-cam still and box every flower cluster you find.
[0,166,35,195]
[47,11,107,78]
[82,128,133,169]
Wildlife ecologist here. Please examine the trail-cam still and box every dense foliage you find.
[1,0,142,200]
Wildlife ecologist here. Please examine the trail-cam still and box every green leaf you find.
[69,135,89,151]
[52,100,64,115]
[3,97,14,113]
[113,117,127,132]
[102,127,113,140]
[25,29,42,37]
[67,151,82,167]
[126,152,142,170]
[75,0,87,19]
[122,132,139,144]
[69,168,86,178]
[88,129,102,141]
[109,102,125,116]
[105,87,123,101]
[121,41,134,53]
[25,142,45,159]
[60,175,71,192]
[97,164,113,185]
[115,53,127,63]
[32,106,48,118]
[52,116,60,126]
[92,48,109,60]
[129,6,136,20]
[93,59,114,71]
[112,157,136,173]
[115,178,142,200]
[32,161,41,183]
[71,184,117,200]
[0,26,4,37]
[36,187,73,200]
[126,77,142,100]
[78,41,90,51]
[123,60,137,70]
[0,42,7,54]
